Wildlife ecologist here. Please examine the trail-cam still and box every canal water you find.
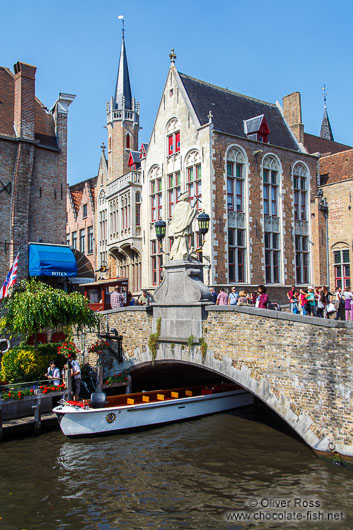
[0,409,352,530]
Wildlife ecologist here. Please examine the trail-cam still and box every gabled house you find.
[66,176,97,277]
[139,56,319,299]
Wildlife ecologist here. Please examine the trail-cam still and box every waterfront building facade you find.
[66,176,97,279]
[139,58,319,299]
[0,61,75,281]
[283,91,353,289]
[98,41,353,299]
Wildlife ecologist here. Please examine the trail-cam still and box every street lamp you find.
[155,220,166,242]
[197,211,210,236]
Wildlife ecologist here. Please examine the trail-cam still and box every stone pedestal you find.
[152,259,212,341]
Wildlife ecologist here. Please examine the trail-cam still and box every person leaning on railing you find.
[44,360,60,386]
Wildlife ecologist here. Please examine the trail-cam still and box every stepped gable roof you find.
[178,72,299,151]
[69,176,97,216]
[304,133,351,156]
[320,149,353,185]
[0,65,58,149]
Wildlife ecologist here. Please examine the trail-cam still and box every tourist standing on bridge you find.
[344,287,353,320]
[216,287,228,305]
[209,287,218,304]
[228,287,239,305]
[334,287,345,320]
[257,285,269,309]
[287,285,296,312]
[299,288,308,315]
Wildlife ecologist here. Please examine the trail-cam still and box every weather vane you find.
[169,49,176,64]
[118,15,125,37]
[322,84,327,109]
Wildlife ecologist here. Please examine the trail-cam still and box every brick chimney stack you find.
[282,92,304,145]
[13,61,37,140]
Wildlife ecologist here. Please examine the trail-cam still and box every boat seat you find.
[90,392,107,409]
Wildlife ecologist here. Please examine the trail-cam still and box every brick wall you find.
[212,132,318,290]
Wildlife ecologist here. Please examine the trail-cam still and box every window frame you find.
[334,249,350,289]
[228,228,246,283]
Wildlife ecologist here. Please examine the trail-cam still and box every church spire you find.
[113,18,132,110]
[320,84,334,141]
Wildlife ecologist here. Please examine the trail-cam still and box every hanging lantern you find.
[155,220,166,241]
[197,212,210,235]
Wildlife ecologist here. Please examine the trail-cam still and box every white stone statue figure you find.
[169,191,198,260]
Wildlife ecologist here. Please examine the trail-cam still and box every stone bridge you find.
[82,305,353,465]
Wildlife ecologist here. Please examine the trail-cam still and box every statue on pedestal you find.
[169,191,198,261]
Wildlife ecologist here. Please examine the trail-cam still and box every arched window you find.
[166,117,180,156]
[293,163,308,221]
[263,156,279,216]
[226,146,247,283]
[263,155,281,283]
[293,162,310,284]
[227,147,245,212]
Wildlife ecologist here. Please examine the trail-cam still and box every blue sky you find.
[2,0,352,184]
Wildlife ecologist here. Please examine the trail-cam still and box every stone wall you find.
[77,304,353,462]
[204,305,353,461]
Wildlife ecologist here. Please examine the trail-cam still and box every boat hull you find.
[54,389,253,438]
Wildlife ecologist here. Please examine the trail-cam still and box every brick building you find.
[0,61,75,282]
[66,176,97,281]
[282,91,353,290]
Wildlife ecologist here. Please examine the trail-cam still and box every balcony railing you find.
[107,171,141,198]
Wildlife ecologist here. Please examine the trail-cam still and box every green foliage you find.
[148,317,161,364]
[199,337,208,362]
[1,343,65,383]
[187,335,195,351]
[0,279,99,341]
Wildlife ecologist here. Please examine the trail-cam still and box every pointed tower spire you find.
[114,18,132,110]
[320,84,334,141]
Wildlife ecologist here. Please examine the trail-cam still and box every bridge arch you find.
[126,354,323,454]
[80,304,353,463]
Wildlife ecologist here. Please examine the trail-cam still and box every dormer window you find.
[244,115,270,144]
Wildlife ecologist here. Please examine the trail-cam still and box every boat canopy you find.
[29,244,77,278]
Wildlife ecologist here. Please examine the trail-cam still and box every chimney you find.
[282,92,304,145]
[13,61,37,140]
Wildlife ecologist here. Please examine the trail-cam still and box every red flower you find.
[30,389,34,394]
[8,393,11,397]
[40,386,44,390]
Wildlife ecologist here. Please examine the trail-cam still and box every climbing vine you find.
[187,335,195,352]
[199,337,208,362]
[148,317,161,364]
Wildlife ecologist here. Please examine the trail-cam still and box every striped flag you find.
[0,253,19,301]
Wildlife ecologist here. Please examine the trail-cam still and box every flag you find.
[0,253,19,301]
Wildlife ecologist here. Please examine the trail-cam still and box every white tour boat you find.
[53,383,253,438]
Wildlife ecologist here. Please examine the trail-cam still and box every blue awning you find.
[29,244,77,278]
